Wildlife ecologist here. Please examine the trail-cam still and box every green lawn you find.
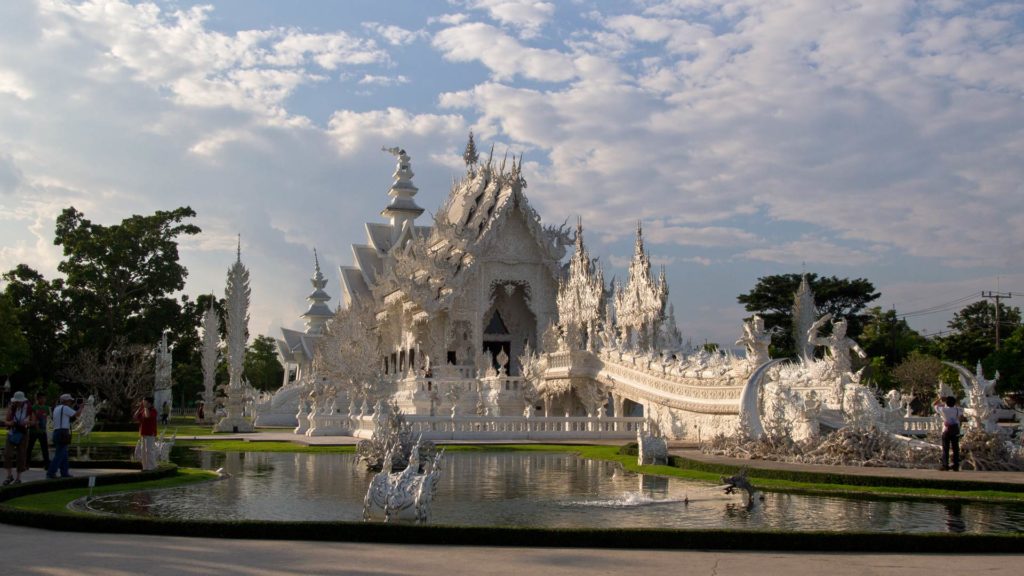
[3,467,218,514]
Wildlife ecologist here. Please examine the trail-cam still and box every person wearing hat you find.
[4,391,36,485]
[47,393,83,479]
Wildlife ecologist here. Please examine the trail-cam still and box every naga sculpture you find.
[363,438,445,523]
[721,469,758,509]
[356,399,435,471]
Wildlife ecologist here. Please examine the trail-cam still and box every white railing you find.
[349,414,645,440]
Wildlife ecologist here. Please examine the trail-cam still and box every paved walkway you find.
[7,466,132,485]
[1,523,1019,575]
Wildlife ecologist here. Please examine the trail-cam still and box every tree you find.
[63,342,153,421]
[893,351,943,411]
[0,293,29,376]
[986,325,1024,396]
[54,206,201,351]
[858,307,927,389]
[2,264,69,384]
[245,335,285,392]
[737,273,880,358]
[935,300,1021,367]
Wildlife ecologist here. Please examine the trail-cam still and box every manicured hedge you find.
[0,501,1020,552]
[669,455,1024,494]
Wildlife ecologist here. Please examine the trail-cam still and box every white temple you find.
[256,135,1014,446]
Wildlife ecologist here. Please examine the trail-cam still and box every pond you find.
[80,450,1024,533]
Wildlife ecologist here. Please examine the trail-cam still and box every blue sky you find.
[0,0,1022,347]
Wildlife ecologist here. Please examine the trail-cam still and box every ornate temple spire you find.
[614,221,668,351]
[463,130,479,169]
[557,218,604,349]
[302,248,333,335]
[380,146,424,237]
[200,301,219,423]
[215,246,254,432]
[793,273,816,362]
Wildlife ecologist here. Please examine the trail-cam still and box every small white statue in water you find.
[363,438,445,523]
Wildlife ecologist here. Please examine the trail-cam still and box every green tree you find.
[0,293,30,377]
[53,206,201,351]
[858,307,927,389]
[893,351,944,412]
[982,325,1024,396]
[1,264,68,384]
[935,300,1021,367]
[245,335,285,392]
[737,273,880,358]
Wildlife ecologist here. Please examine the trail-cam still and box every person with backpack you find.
[3,391,35,486]
[47,393,83,479]
[934,395,965,471]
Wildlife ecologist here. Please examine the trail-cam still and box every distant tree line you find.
[738,274,1024,409]
[0,206,283,420]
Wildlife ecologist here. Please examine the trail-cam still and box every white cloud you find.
[462,0,555,38]
[362,22,424,46]
[0,69,33,100]
[433,22,576,82]
[358,74,410,87]
[327,107,466,154]
[740,236,884,267]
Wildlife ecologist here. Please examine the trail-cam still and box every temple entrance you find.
[482,283,536,376]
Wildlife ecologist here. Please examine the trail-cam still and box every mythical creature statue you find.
[363,439,445,523]
[637,423,668,466]
[721,469,758,509]
[73,395,105,440]
[807,314,866,378]
[356,400,435,471]
[736,315,773,368]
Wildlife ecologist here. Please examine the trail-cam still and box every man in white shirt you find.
[933,395,964,471]
[47,393,83,479]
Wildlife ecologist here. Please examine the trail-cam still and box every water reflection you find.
[82,451,1024,533]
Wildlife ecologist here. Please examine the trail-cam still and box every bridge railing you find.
[350,414,644,440]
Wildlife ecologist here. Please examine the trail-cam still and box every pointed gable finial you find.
[236,234,241,262]
[463,130,479,167]
[313,247,321,273]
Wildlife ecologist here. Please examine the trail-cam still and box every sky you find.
[0,0,1022,349]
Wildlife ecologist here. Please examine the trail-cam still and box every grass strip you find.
[3,467,218,514]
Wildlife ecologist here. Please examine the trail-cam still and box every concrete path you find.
[7,466,132,485]
[1,523,1019,576]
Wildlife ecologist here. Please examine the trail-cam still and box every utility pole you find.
[981,291,1013,351]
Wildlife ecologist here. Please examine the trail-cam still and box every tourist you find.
[196,401,205,423]
[3,391,35,485]
[160,401,170,425]
[47,393,82,479]
[934,395,964,471]
[134,397,159,471]
[27,392,51,470]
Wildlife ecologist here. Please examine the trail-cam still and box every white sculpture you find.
[214,241,254,433]
[613,223,667,352]
[363,439,445,523]
[637,422,668,466]
[153,332,173,416]
[736,315,773,368]
[792,274,817,362]
[200,303,219,424]
[556,219,604,351]
[356,399,434,471]
[73,395,105,440]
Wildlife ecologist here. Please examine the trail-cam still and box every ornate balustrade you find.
[350,414,644,440]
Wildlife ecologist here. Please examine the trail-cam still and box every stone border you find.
[1,464,1022,552]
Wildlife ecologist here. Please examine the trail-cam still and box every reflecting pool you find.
[81,451,1024,533]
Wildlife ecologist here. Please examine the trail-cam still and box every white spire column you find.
[200,302,220,424]
[215,241,254,433]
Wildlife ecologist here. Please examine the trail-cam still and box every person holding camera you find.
[47,393,83,479]
[133,397,158,471]
[934,395,965,471]
[4,391,36,486]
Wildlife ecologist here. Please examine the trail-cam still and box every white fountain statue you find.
[637,418,669,466]
[363,438,445,523]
